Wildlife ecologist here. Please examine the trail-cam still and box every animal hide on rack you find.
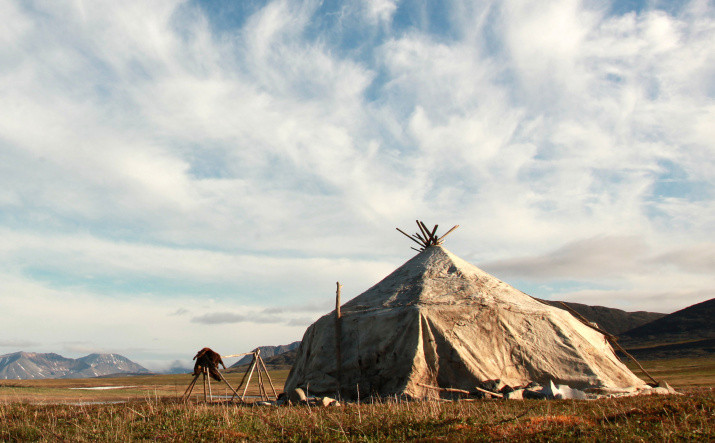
[192,347,225,381]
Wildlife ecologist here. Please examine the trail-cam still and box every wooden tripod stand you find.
[225,348,278,402]
[181,366,241,404]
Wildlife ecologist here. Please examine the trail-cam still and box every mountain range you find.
[0,352,150,380]
[617,298,715,360]
[241,298,714,368]
[4,298,711,379]
[539,300,665,335]
[618,298,714,346]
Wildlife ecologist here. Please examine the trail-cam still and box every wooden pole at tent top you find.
[396,221,459,251]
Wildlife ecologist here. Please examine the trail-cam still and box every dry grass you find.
[1,358,713,441]
[0,370,291,404]
[0,389,712,441]
[626,357,715,387]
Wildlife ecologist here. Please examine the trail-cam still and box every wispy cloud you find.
[191,312,283,325]
[0,339,39,349]
[483,236,648,279]
[0,0,712,367]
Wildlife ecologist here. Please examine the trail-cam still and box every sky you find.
[0,0,713,371]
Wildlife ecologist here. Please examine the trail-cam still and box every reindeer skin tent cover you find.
[284,245,647,399]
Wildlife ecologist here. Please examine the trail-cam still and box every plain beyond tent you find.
[284,245,651,400]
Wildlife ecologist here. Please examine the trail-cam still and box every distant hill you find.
[228,349,299,372]
[0,352,150,380]
[539,300,665,335]
[228,342,301,368]
[617,298,714,359]
[262,349,298,369]
[226,302,671,371]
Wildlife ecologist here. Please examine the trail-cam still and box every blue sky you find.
[0,0,713,370]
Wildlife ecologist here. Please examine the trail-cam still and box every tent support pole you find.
[558,301,659,385]
[335,282,343,397]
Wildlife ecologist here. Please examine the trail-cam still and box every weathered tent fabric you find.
[284,246,647,399]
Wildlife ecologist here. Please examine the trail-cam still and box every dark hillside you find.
[619,298,714,349]
[540,300,665,335]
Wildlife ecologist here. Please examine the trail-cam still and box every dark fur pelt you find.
[192,347,226,382]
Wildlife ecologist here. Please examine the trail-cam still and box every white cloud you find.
[0,0,712,366]
[364,0,398,26]
[0,270,323,369]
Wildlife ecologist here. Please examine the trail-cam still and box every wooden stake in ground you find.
[335,281,343,396]
[202,368,209,403]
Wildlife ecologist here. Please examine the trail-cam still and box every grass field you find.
[625,357,715,387]
[1,358,713,441]
[0,370,292,404]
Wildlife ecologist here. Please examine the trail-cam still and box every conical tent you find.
[284,245,647,399]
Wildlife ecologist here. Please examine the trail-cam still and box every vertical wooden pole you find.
[207,370,212,402]
[202,369,208,403]
[335,282,343,397]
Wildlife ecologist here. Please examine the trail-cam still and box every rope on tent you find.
[557,302,659,386]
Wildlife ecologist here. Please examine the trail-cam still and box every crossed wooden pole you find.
[225,349,279,402]
[181,366,241,404]
[396,220,459,252]
[181,349,278,403]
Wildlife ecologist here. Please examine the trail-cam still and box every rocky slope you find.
[229,341,301,368]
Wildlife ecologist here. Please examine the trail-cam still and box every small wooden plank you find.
[416,382,471,395]
[473,386,503,398]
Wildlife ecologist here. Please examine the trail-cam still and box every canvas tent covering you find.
[284,245,647,399]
